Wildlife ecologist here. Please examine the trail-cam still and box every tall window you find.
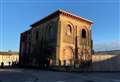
[66,25,72,36]
[36,31,39,40]
[82,29,86,38]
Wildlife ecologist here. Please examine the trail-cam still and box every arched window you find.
[68,25,72,33]
[66,25,72,36]
[82,29,86,38]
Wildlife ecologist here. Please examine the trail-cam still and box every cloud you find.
[94,40,120,51]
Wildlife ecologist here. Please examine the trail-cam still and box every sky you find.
[0,0,120,51]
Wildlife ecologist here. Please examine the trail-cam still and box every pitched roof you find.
[31,9,93,27]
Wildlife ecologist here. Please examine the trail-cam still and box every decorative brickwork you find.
[19,9,93,68]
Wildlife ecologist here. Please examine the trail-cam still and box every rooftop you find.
[31,9,93,27]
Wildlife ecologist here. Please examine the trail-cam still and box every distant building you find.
[19,9,93,68]
[0,51,19,66]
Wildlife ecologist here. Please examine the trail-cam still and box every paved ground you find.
[0,69,120,82]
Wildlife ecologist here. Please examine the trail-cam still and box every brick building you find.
[0,51,19,66]
[19,9,93,68]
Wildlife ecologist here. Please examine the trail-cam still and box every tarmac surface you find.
[0,69,120,82]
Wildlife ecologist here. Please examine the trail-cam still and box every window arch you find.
[82,29,86,38]
[66,24,72,36]
[68,25,72,33]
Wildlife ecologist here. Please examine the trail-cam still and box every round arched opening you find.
[63,47,73,66]
[81,29,86,38]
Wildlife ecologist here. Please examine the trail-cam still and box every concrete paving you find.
[0,69,120,82]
